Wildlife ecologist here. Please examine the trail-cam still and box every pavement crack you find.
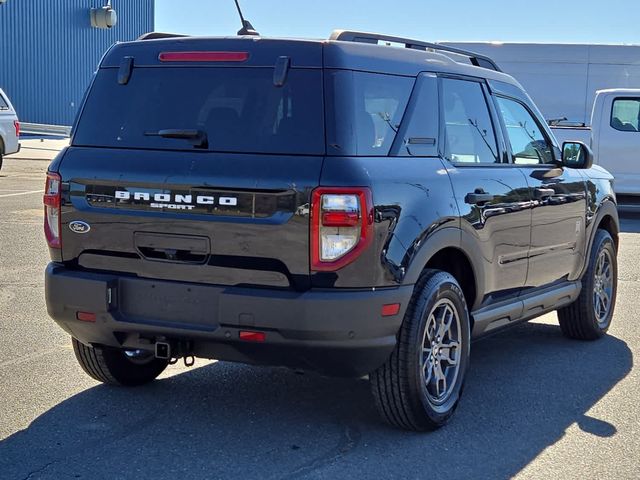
[279,422,361,479]
[21,460,58,480]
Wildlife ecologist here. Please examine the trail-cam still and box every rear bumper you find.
[7,142,20,154]
[45,263,413,376]
[2,138,19,155]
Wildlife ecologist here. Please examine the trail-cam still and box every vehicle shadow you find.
[0,322,632,480]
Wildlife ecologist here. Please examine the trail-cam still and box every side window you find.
[0,95,8,110]
[325,71,413,156]
[353,72,413,155]
[611,99,640,132]
[441,78,499,164]
[496,97,554,165]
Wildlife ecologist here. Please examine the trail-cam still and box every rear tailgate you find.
[57,148,320,290]
[56,37,324,290]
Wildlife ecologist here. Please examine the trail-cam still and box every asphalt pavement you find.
[0,142,639,479]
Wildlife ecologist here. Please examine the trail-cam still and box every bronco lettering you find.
[114,190,237,206]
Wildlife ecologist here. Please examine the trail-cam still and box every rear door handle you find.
[465,190,494,205]
[534,188,555,200]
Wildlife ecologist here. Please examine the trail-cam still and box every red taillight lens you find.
[43,172,62,249]
[311,187,374,271]
[158,51,249,62]
[14,120,20,137]
[321,211,360,227]
[239,330,266,342]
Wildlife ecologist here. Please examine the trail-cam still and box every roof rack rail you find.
[329,30,502,72]
[138,32,190,41]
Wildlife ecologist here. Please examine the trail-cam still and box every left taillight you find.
[43,172,61,249]
[311,187,374,271]
[14,120,20,138]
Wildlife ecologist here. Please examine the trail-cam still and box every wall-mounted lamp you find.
[90,0,117,29]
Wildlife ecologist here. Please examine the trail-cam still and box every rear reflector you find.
[158,51,249,62]
[321,211,360,227]
[76,312,96,322]
[381,303,401,317]
[239,330,266,342]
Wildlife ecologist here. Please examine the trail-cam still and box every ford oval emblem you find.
[69,221,91,234]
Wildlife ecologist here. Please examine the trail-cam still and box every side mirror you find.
[562,141,593,169]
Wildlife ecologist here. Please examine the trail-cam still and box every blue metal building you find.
[0,1,154,125]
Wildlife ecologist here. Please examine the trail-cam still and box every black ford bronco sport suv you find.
[44,30,619,431]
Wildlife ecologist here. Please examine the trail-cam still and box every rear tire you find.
[370,269,471,431]
[72,337,168,386]
[558,229,617,340]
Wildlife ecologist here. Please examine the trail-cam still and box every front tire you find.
[558,229,617,340]
[72,337,169,386]
[370,269,471,431]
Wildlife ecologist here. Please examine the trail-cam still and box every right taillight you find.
[14,120,20,138]
[311,187,373,271]
[43,172,62,249]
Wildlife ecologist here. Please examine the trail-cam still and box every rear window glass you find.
[0,94,9,110]
[73,67,325,155]
[326,71,414,156]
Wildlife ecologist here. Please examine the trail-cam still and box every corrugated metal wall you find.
[0,0,154,125]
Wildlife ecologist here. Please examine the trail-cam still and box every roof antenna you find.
[234,0,259,36]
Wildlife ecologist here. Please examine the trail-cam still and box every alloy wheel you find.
[593,248,614,327]
[421,298,462,405]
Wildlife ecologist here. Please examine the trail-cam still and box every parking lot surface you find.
[1,143,639,479]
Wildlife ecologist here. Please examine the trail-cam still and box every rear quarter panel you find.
[316,156,459,288]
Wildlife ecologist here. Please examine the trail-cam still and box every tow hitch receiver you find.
[155,341,171,359]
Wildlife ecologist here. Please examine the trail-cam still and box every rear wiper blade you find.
[144,129,208,149]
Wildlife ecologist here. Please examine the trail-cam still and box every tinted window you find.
[442,78,499,164]
[0,94,8,110]
[496,97,554,165]
[326,71,413,156]
[398,74,439,157]
[73,67,325,155]
[611,99,640,132]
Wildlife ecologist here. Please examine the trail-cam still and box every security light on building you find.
[90,1,117,29]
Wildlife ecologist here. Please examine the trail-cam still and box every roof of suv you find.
[100,33,522,87]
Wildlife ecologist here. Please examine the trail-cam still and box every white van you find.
[0,88,20,171]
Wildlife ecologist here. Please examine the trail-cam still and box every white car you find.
[0,88,20,170]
